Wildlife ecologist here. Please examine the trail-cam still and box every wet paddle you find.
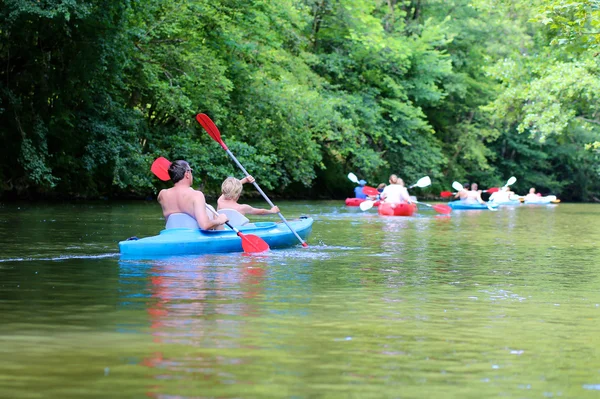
[196,113,308,247]
[204,205,269,253]
[150,157,269,253]
[414,201,452,214]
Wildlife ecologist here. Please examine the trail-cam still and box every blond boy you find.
[217,176,280,215]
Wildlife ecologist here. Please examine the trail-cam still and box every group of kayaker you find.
[157,160,278,230]
[453,182,554,205]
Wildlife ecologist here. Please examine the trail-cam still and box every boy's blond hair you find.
[221,177,243,200]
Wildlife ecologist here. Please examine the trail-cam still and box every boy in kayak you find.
[158,160,228,230]
[217,176,280,215]
[380,174,412,204]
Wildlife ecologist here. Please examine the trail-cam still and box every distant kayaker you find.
[217,176,280,215]
[354,180,368,199]
[523,188,541,202]
[454,183,469,201]
[466,183,485,204]
[380,174,412,204]
[158,160,228,230]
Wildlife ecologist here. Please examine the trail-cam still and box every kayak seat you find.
[218,208,250,227]
[165,213,199,229]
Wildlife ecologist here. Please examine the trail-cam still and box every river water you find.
[1,201,600,398]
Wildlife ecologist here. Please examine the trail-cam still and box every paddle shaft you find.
[224,148,308,247]
[204,204,240,234]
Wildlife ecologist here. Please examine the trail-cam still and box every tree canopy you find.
[1,0,599,201]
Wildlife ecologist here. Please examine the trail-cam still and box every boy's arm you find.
[240,175,255,184]
[239,204,279,215]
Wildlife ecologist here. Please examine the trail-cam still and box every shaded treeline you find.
[1,0,600,201]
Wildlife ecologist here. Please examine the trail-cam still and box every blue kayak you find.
[448,201,497,210]
[119,217,313,259]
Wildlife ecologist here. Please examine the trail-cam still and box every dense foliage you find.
[1,0,600,201]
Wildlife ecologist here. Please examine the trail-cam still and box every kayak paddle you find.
[196,113,308,247]
[348,172,359,184]
[440,191,454,198]
[151,157,172,181]
[409,176,431,189]
[150,157,270,253]
[362,186,380,197]
[204,204,270,253]
[413,201,452,215]
[359,200,377,211]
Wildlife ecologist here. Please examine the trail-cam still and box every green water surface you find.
[1,201,600,398]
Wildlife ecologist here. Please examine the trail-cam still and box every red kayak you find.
[345,198,380,207]
[377,202,417,217]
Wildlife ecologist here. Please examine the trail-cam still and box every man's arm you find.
[193,192,227,229]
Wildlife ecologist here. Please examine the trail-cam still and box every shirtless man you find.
[157,160,228,230]
[454,183,470,201]
[466,183,485,204]
[217,176,279,215]
[523,187,540,202]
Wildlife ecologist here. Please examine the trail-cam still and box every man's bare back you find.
[157,160,227,230]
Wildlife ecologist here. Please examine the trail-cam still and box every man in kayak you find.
[523,188,541,202]
[465,183,485,204]
[218,176,280,215]
[380,174,412,204]
[454,183,470,201]
[158,160,228,230]
[354,180,368,199]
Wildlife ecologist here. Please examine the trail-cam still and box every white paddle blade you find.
[413,176,431,188]
[348,172,359,184]
[487,203,498,211]
[452,181,464,192]
[506,176,517,186]
[359,200,375,211]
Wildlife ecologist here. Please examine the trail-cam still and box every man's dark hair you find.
[463,182,470,189]
[168,160,191,183]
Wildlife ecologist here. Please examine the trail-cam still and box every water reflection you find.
[119,255,274,393]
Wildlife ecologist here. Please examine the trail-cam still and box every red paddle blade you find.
[440,191,453,198]
[485,187,499,193]
[362,186,379,196]
[151,157,171,181]
[196,113,228,150]
[238,232,270,253]
[432,204,452,214]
